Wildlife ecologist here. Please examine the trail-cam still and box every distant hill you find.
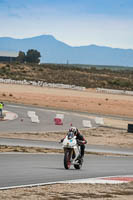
[0,34,133,66]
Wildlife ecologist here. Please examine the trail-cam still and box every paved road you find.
[0,138,133,156]
[0,103,96,133]
[0,153,133,189]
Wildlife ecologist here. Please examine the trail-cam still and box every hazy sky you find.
[0,0,133,49]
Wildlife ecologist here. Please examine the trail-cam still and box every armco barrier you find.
[0,78,86,91]
[96,88,133,96]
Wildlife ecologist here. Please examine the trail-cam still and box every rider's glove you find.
[77,139,83,145]
[77,140,87,145]
[82,140,87,144]
[59,139,64,143]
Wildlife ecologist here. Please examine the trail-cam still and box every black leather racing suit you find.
[76,131,87,158]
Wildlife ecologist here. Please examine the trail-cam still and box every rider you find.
[69,127,87,159]
[61,126,87,159]
[0,102,4,118]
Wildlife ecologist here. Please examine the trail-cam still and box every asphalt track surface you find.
[0,103,133,189]
[0,153,133,189]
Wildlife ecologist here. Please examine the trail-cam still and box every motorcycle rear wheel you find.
[64,150,71,169]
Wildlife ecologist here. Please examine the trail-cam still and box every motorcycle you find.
[62,131,83,170]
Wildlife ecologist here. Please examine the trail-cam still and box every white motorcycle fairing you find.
[62,132,83,169]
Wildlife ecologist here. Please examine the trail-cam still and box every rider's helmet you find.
[69,126,77,135]
[67,131,74,139]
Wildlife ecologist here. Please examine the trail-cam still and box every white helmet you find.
[69,127,77,135]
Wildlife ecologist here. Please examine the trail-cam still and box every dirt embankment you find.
[1,83,133,117]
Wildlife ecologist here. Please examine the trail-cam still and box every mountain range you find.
[0,34,133,67]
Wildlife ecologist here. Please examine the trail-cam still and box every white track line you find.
[0,175,133,190]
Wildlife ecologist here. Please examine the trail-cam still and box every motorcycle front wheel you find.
[64,150,71,169]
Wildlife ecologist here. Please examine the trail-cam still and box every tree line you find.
[17,49,41,64]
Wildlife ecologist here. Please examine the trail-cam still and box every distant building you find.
[0,51,18,62]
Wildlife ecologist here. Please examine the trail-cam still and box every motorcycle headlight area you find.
[63,139,76,148]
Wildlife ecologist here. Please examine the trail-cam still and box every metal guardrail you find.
[0,78,86,91]
[96,88,133,96]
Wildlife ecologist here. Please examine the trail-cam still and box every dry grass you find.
[1,62,133,90]
[0,145,63,153]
